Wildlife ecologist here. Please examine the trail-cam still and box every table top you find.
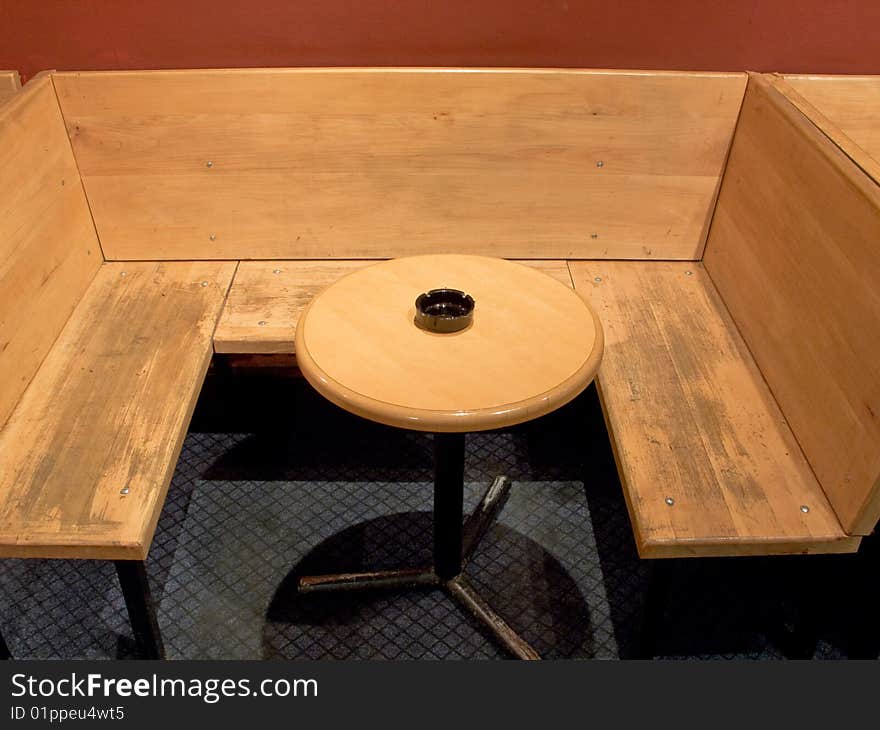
[295,255,603,432]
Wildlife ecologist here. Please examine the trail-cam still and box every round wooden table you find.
[295,254,603,659]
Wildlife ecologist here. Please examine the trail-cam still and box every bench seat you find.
[569,261,860,558]
[213,259,573,354]
[0,261,235,560]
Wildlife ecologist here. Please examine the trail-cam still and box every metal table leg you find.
[115,560,165,660]
[433,432,465,581]
[297,431,540,660]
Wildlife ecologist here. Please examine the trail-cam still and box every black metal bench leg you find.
[776,557,821,660]
[115,560,165,659]
[848,534,880,659]
[0,627,10,660]
[638,559,673,659]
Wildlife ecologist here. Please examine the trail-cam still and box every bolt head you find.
[258,320,268,326]
[665,497,675,506]
[800,505,810,513]
[596,160,604,168]
[594,277,602,283]
[201,281,209,287]
[206,161,214,168]
[120,487,130,495]
[209,234,216,241]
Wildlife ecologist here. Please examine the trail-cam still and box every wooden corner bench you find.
[1,67,878,659]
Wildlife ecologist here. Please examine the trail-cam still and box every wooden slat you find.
[54,68,746,261]
[0,261,236,560]
[569,261,858,558]
[703,75,880,536]
[0,75,102,430]
[0,71,21,105]
[780,74,880,173]
[214,259,572,354]
[215,260,373,354]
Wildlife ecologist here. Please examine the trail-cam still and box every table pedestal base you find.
[297,433,541,660]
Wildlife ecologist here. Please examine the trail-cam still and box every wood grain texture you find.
[53,68,745,261]
[768,75,880,187]
[704,75,880,536]
[0,71,21,105]
[0,261,236,559]
[781,74,880,172]
[0,75,102,430]
[296,255,602,432]
[214,259,571,354]
[215,260,374,354]
[569,261,858,558]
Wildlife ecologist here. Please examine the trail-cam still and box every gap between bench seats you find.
[569,260,859,559]
[213,259,574,355]
[0,261,236,560]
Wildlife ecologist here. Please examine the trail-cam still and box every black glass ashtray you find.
[414,288,475,333]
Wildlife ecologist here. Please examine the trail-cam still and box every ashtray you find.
[414,288,475,333]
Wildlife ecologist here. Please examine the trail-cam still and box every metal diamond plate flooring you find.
[0,378,875,659]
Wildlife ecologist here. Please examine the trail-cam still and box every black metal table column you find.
[433,433,465,581]
[298,431,540,660]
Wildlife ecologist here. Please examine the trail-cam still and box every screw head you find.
[665,497,675,506]
[591,233,599,239]
[120,271,127,277]
[201,281,209,287]
[800,505,810,513]
[273,269,282,274]
[120,487,130,495]
[209,234,216,241]
[206,160,214,168]
[685,271,693,277]
[258,320,268,326]
[594,277,602,283]
[596,160,604,168]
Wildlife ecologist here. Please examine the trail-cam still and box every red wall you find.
[2,0,878,83]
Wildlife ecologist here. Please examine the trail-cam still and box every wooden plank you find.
[54,68,746,261]
[215,261,373,354]
[0,71,21,105]
[569,261,858,558]
[780,74,880,174]
[0,75,102,430]
[703,75,880,536]
[214,259,571,354]
[0,261,236,560]
[214,259,572,354]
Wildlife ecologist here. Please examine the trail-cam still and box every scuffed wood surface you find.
[0,261,236,559]
[570,261,858,558]
[704,75,880,535]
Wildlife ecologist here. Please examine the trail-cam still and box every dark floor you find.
[0,372,877,660]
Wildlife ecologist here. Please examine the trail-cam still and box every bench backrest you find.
[704,74,880,535]
[0,75,102,428]
[52,68,745,261]
[0,71,21,106]
[781,74,880,170]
